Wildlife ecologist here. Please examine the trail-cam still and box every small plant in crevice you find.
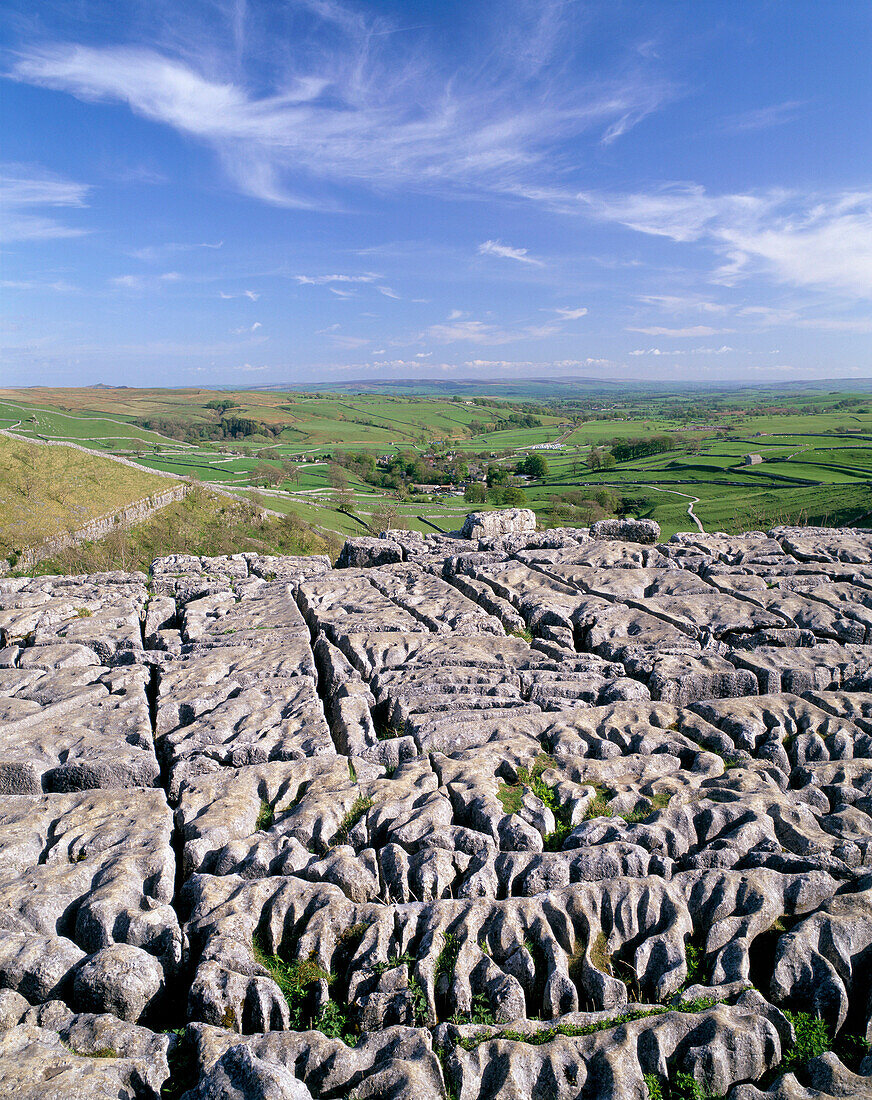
[780,1009,831,1073]
[496,754,573,848]
[374,712,405,741]
[643,1073,665,1100]
[643,1068,725,1100]
[62,1041,117,1059]
[330,795,373,847]
[436,932,461,981]
[683,938,708,988]
[372,952,414,976]
[834,1031,872,1071]
[160,1032,199,1100]
[454,996,730,1052]
[509,626,533,643]
[255,799,274,831]
[449,992,496,1027]
[408,975,428,1026]
[590,931,613,976]
[252,932,357,1045]
[584,784,615,821]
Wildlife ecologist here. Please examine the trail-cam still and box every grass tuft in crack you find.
[330,796,373,847]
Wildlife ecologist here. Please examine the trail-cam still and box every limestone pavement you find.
[1,514,872,1098]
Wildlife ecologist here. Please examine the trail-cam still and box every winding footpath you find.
[642,483,705,533]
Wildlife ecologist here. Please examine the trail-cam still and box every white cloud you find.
[377,286,401,299]
[111,274,145,290]
[796,317,872,333]
[329,334,370,348]
[0,165,89,242]
[219,289,260,300]
[629,345,735,356]
[425,313,560,345]
[724,100,806,133]
[8,3,670,209]
[131,241,223,261]
[552,306,588,320]
[295,273,379,285]
[637,294,728,314]
[478,240,543,266]
[579,185,872,298]
[426,320,508,344]
[0,279,79,293]
[231,322,262,334]
[416,351,432,358]
[628,325,731,337]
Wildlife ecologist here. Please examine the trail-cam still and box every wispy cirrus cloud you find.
[478,240,543,265]
[0,164,90,242]
[628,324,732,337]
[578,185,872,298]
[425,312,561,345]
[219,289,259,300]
[636,294,728,313]
[724,99,807,133]
[629,345,735,356]
[7,2,670,209]
[130,240,223,261]
[295,273,379,286]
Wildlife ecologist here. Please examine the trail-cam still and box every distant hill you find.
[247,376,872,398]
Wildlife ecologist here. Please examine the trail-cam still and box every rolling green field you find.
[2,384,871,549]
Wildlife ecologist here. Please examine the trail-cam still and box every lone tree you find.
[500,486,528,507]
[369,492,403,532]
[252,462,283,487]
[464,482,487,504]
[517,453,549,478]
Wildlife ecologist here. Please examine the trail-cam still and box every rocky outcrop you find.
[461,508,537,541]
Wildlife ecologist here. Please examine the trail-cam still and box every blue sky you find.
[1,0,871,387]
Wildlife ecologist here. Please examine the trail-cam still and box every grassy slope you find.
[29,485,340,576]
[0,435,177,558]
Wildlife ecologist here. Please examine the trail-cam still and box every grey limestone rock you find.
[336,536,403,569]
[591,517,661,544]
[461,508,537,541]
[72,944,165,1023]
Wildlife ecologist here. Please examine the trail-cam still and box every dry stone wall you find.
[1,522,872,1098]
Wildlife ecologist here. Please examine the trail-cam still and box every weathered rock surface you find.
[2,522,872,1098]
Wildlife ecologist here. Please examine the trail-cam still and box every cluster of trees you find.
[586,447,615,470]
[467,412,543,436]
[491,486,527,506]
[249,458,301,487]
[331,449,469,492]
[606,435,675,463]
[136,415,283,443]
[545,487,623,526]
